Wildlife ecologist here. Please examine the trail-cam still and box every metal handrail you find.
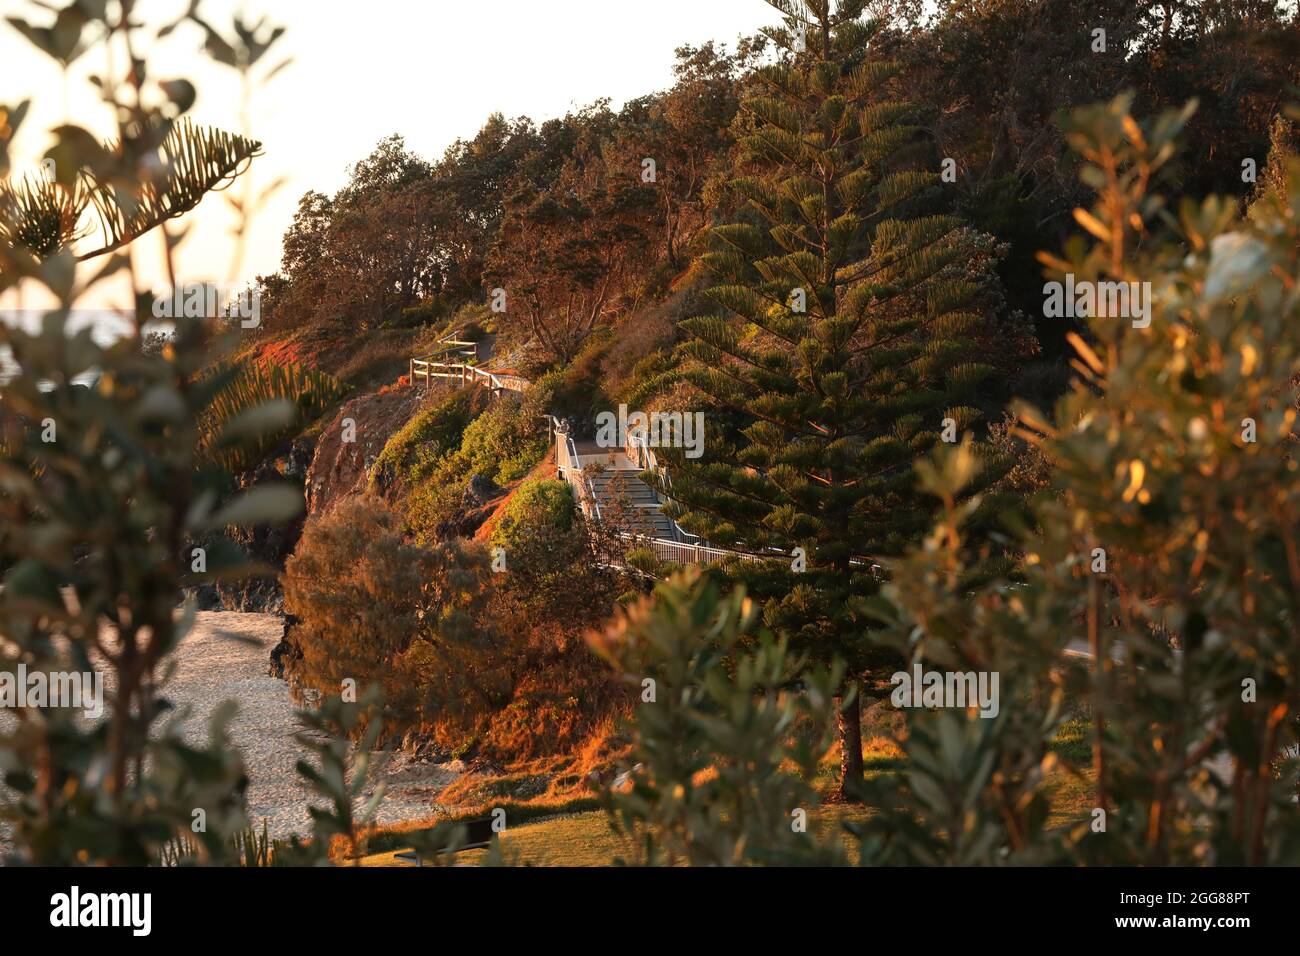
[576,443,602,523]
[615,532,770,566]
[625,430,693,542]
[550,415,603,523]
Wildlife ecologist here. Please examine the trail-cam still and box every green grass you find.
[362,769,1095,867]
[811,751,905,793]
[1050,711,1092,765]
[365,812,624,867]
[362,806,874,867]
[364,796,603,857]
[363,704,1098,867]
[1045,769,1095,829]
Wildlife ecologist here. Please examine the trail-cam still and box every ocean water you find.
[0,309,134,387]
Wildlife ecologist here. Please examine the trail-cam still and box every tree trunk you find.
[836,690,863,801]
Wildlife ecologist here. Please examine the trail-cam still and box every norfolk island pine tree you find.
[654,0,1006,799]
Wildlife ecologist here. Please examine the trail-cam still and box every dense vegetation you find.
[2,0,1299,868]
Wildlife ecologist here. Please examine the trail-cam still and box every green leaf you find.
[2,558,65,610]
[216,398,296,445]
[208,485,303,529]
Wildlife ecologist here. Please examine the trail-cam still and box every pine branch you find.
[0,173,90,258]
[80,118,262,261]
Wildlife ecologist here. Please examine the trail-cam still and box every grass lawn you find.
[364,777,1095,866]
[363,811,625,867]
[362,712,1096,866]
[362,806,878,867]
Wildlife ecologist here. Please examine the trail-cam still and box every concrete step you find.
[610,511,677,539]
[576,468,679,540]
[588,471,652,485]
[591,493,653,504]
[588,473,660,505]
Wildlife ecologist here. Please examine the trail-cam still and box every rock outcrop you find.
[304,387,424,518]
[268,613,302,680]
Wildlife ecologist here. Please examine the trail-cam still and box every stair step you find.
[588,474,660,507]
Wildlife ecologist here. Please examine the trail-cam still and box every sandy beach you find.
[165,611,458,839]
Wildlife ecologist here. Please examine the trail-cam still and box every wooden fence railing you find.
[409,359,528,394]
[413,371,782,571]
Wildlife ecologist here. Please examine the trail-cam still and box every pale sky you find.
[1,0,775,312]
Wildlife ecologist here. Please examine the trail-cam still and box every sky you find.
[0,0,776,312]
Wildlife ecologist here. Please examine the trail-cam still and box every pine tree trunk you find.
[836,690,864,801]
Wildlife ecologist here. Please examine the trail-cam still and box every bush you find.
[283,496,503,739]
[371,386,488,492]
[334,328,421,389]
[398,391,548,540]
[525,343,612,430]
[458,319,486,342]
[487,479,634,652]
[448,303,493,339]
[283,494,626,759]
[455,394,549,483]
[588,570,845,866]
[283,496,437,726]
[388,298,450,330]
[491,478,575,547]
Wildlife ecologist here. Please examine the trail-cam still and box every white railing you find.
[618,533,766,567]
[551,416,791,570]
[626,430,704,544]
[625,431,655,471]
[550,415,602,522]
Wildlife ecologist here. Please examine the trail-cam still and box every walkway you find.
[409,334,767,568]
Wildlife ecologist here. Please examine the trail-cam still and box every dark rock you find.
[427,474,507,538]
[465,473,502,506]
[466,755,506,776]
[285,437,315,479]
[216,577,284,614]
[184,584,224,610]
[442,502,496,539]
[214,461,304,612]
[268,613,302,680]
